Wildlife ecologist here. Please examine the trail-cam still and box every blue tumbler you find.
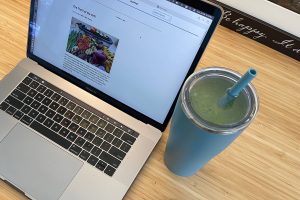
[164,68,259,176]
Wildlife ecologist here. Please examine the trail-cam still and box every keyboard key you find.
[31,100,41,109]
[21,115,33,125]
[64,110,75,120]
[29,81,39,89]
[100,152,121,168]
[42,97,52,106]
[91,146,102,157]
[53,114,64,123]
[23,96,34,105]
[51,123,62,132]
[96,160,107,171]
[89,115,99,124]
[22,77,32,85]
[121,133,136,145]
[44,89,54,97]
[112,138,122,148]
[11,89,26,101]
[95,128,106,138]
[28,109,39,119]
[51,93,61,102]
[45,109,56,118]
[36,85,46,93]
[73,106,84,115]
[100,141,111,151]
[109,146,126,160]
[38,105,48,114]
[49,102,60,111]
[67,132,77,142]
[66,101,76,110]
[72,115,82,124]
[97,119,107,128]
[68,123,79,132]
[21,105,31,114]
[87,155,98,166]
[83,141,93,152]
[36,114,46,123]
[27,89,37,98]
[81,110,91,119]
[30,121,72,149]
[34,93,45,102]
[59,127,69,137]
[79,150,90,161]
[13,110,24,120]
[87,124,98,133]
[76,127,87,137]
[84,132,95,141]
[5,95,24,109]
[69,144,82,156]
[75,137,85,147]
[120,142,131,153]
[61,118,71,127]
[104,133,114,143]
[17,83,30,93]
[58,97,68,106]
[6,106,17,115]
[104,165,116,176]
[92,137,103,146]
[0,102,9,111]
[105,123,115,133]
[112,128,123,138]
[57,106,67,115]
[44,118,54,128]
[80,119,90,129]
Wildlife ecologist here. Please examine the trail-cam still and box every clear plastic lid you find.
[181,67,259,135]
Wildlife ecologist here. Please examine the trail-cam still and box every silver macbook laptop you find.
[0,0,222,199]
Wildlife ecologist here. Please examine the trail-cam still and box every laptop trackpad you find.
[0,124,83,200]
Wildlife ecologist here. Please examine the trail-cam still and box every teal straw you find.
[218,68,257,108]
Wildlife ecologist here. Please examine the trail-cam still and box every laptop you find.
[0,0,222,199]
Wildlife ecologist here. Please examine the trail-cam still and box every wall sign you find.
[209,0,300,61]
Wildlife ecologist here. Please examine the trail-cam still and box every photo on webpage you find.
[66,17,119,73]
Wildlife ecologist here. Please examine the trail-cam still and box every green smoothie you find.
[189,77,249,126]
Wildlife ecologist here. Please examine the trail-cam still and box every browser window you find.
[31,0,213,123]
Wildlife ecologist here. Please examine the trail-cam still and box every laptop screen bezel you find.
[27,0,223,132]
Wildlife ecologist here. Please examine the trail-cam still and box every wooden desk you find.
[0,1,299,199]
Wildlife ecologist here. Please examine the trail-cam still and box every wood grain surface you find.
[0,1,299,200]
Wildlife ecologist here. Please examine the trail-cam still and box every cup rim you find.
[181,67,259,135]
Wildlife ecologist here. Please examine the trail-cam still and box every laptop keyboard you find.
[0,73,139,177]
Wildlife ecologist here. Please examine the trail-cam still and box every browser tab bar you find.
[166,0,214,19]
[120,0,213,30]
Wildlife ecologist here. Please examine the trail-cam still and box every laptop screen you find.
[29,0,218,127]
